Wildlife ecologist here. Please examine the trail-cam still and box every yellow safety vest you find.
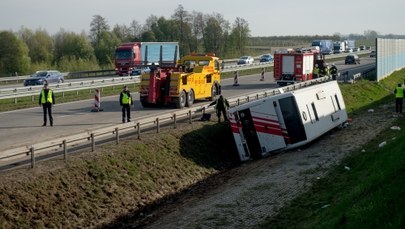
[121,92,132,104]
[41,89,53,104]
[396,87,404,98]
[313,67,319,74]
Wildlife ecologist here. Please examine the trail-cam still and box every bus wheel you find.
[186,90,194,107]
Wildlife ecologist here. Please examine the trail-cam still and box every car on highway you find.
[130,66,151,76]
[360,45,366,50]
[353,47,360,52]
[345,54,360,64]
[259,54,274,63]
[237,56,254,65]
[23,70,64,86]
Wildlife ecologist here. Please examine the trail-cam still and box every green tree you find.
[89,15,110,46]
[190,11,205,53]
[230,17,250,56]
[202,13,229,57]
[172,4,192,54]
[0,31,30,75]
[18,28,53,64]
[129,20,143,41]
[94,31,121,66]
[53,30,95,63]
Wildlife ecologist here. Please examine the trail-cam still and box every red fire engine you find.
[273,48,326,86]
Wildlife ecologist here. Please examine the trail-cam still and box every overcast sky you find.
[1,0,404,37]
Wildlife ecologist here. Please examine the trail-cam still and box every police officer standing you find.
[39,84,55,126]
[120,85,133,123]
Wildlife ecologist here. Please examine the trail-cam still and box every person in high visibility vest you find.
[394,83,404,114]
[120,85,134,123]
[38,84,55,126]
[313,64,320,79]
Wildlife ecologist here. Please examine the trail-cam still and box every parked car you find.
[130,66,151,76]
[359,45,366,50]
[259,54,273,63]
[353,47,360,52]
[237,56,254,65]
[23,70,64,86]
[345,54,360,64]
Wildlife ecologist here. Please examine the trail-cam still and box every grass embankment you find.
[258,70,405,228]
[1,69,404,228]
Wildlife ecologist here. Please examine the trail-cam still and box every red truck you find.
[114,42,180,76]
[273,48,325,86]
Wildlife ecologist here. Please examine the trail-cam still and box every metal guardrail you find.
[0,77,331,169]
[0,76,140,101]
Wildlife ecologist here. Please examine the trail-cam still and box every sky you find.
[1,0,405,37]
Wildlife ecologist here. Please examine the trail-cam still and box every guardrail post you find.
[137,122,141,139]
[115,128,119,144]
[237,98,240,106]
[173,114,177,129]
[14,98,17,104]
[31,95,35,102]
[62,92,65,98]
[188,110,192,124]
[30,147,35,168]
[91,133,95,152]
[63,140,68,162]
[156,118,160,133]
[76,90,79,95]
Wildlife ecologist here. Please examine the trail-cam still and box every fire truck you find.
[273,48,326,86]
[228,80,347,161]
[140,51,221,108]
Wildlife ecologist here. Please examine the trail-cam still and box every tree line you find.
[0,2,387,77]
[0,5,251,76]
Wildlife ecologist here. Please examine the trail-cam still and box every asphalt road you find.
[0,58,375,152]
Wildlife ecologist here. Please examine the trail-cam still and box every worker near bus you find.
[208,95,230,123]
[313,64,320,79]
[39,83,55,126]
[394,83,404,114]
[120,85,134,123]
[330,64,338,80]
[324,63,330,77]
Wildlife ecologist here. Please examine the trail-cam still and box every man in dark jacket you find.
[208,95,230,123]
[120,85,134,123]
[330,64,338,80]
[39,84,55,126]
